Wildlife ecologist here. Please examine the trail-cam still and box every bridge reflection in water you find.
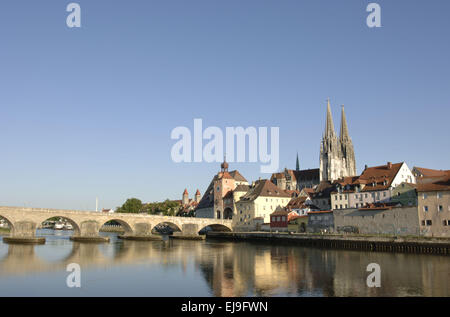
[0,231,449,297]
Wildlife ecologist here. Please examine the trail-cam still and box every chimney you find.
[364,164,368,170]
[387,162,392,169]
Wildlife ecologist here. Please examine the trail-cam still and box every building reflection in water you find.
[0,234,448,297]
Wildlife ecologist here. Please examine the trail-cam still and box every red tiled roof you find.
[270,209,290,216]
[229,170,248,182]
[358,162,403,191]
[413,167,450,178]
[415,176,450,192]
[239,179,292,201]
[219,171,233,179]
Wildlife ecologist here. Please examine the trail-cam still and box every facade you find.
[307,210,334,233]
[310,181,336,211]
[269,209,290,231]
[319,100,356,182]
[195,160,249,220]
[416,174,450,237]
[287,215,308,233]
[391,182,417,206]
[235,179,291,231]
[334,206,420,236]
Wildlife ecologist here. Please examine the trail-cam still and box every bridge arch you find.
[152,221,182,235]
[0,214,14,231]
[37,216,81,236]
[199,223,232,234]
[99,219,134,235]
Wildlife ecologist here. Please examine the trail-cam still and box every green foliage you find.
[142,199,181,216]
[116,198,143,213]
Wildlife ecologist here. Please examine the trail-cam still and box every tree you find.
[116,198,143,213]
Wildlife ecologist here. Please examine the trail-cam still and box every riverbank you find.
[206,232,450,255]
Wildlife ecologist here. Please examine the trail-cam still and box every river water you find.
[0,229,448,296]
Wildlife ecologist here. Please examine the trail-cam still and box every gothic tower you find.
[319,99,356,181]
[339,105,357,177]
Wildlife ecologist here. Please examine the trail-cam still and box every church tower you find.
[319,99,356,181]
[339,105,357,177]
[182,188,189,206]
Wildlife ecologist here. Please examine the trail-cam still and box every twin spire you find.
[325,98,350,141]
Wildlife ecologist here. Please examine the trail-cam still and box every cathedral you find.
[319,99,356,181]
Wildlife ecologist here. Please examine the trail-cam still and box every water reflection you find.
[0,232,448,297]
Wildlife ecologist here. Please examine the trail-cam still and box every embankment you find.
[206,232,450,255]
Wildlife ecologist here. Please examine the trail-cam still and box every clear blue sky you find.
[0,0,449,210]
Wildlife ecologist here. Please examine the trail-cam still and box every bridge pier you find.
[171,224,205,240]
[69,220,109,243]
[118,223,163,241]
[3,221,45,244]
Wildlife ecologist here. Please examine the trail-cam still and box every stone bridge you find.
[0,206,233,243]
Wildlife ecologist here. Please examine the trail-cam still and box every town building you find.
[330,162,416,210]
[287,215,308,233]
[416,173,450,237]
[178,188,201,216]
[319,100,356,182]
[235,179,292,231]
[271,167,320,191]
[307,210,334,233]
[391,182,418,206]
[269,209,291,232]
[195,159,249,219]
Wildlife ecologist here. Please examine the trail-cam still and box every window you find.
[339,195,342,200]
[340,204,342,209]
[426,220,432,226]
[384,192,387,197]
[423,193,427,199]
[356,203,359,208]
[438,205,443,212]
[437,192,442,199]
[421,220,425,226]
[335,205,338,210]
[443,220,448,226]
[424,206,428,212]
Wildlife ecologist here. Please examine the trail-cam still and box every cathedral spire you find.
[296,153,300,171]
[325,98,336,138]
[339,105,349,141]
